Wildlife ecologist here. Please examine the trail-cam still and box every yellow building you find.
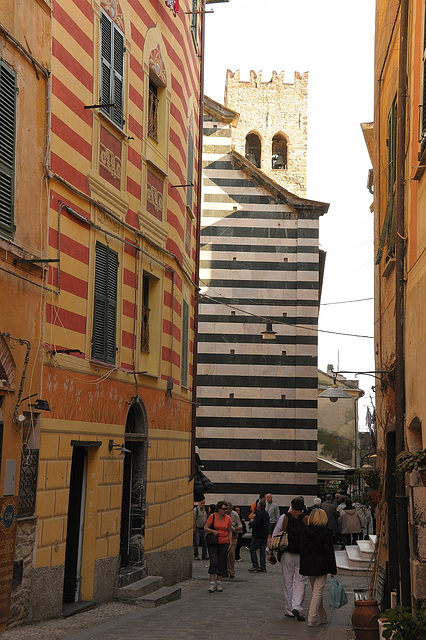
[365,0,426,609]
[2,0,207,627]
[0,1,51,631]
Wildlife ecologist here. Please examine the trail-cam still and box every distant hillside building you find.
[196,90,328,509]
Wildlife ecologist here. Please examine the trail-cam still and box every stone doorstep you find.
[345,546,373,567]
[135,586,181,608]
[114,575,164,600]
[116,566,147,589]
[335,550,370,576]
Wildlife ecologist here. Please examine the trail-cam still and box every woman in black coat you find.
[299,508,337,627]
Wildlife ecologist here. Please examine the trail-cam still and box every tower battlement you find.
[226,69,308,88]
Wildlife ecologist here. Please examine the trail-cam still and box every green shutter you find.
[0,62,16,236]
[92,242,118,363]
[113,27,124,127]
[181,300,189,387]
[375,191,395,265]
[186,131,194,209]
[100,11,124,128]
[387,101,396,196]
[376,99,397,265]
[100,12,112,116]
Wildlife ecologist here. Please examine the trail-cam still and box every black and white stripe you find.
[196,103,328,508]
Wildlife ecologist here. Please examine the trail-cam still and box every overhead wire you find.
[199,292,374,339]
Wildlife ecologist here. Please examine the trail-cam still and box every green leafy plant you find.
[395,449,426,474]
[354,468,381,489]
[382,606,426,639]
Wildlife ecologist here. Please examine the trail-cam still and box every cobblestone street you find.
[2,548,364,639]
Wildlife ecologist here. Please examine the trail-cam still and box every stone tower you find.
[225,69,308,197]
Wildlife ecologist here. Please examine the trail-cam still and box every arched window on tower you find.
[245,133,261,168]
[272,134,287,170]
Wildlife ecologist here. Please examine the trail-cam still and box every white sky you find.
[203,0,376,428]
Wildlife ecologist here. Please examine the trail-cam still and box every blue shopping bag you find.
[329,577,348,609]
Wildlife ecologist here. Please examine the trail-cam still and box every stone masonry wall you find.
[225,69,308,197]
[8,519,37,628]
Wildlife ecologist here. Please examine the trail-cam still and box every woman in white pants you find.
[299,508,337,627]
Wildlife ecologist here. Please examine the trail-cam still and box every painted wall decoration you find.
[148,45,167,86]
[146,170,164,220]
[44,368,191,431]
[100,0,125,32]
[99,126,122,189]
[165,0,179,18]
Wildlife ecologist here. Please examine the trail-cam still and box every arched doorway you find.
[119,398,148,567]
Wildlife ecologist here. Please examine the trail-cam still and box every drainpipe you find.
[191,0,206,478]
[395,0,411,607]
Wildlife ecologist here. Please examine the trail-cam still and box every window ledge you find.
[0,237,46,274]
[98,110,127,140]
[87,170,129,219]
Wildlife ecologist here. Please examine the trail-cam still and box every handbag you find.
[270,530,289,552]
[329,577,348,608]
[205,514,218,545]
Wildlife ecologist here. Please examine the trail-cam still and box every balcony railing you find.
[141,306,150,352]
[148,88,159,141]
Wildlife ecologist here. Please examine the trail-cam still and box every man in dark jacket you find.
[321,494,339,540]
[248,499,269,572]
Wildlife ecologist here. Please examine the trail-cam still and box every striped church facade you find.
[2,0,206,627]
[196,97,329,510]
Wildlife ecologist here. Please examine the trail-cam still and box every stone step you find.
[357,538,375,559]
[116,566,147,589]
[136,586,181,608]
[114,575,164,600]
[345,545,373,568]
[335,550,369,576]
[369,534,377,546]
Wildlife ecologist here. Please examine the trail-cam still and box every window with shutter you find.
[92,242,118,364]
[186,130,194,211]
[376,99,396,265]
[0,62,17,237]
[100,11,124,128]
[181,300,189,387]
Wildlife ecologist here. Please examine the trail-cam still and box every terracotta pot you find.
[352,599,381,640]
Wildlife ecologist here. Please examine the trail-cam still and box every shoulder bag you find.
[270,530,289,552]
[205,514,218,545]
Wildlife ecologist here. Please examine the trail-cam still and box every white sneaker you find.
[216,583,223,592]
[208,583,216,592]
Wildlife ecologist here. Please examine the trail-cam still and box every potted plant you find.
[395,449,426,485]
[354,468,381,489]
[381,605,426,639]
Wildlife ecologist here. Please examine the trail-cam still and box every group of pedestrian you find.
[195,493,339,629]
[322,492,371,548]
